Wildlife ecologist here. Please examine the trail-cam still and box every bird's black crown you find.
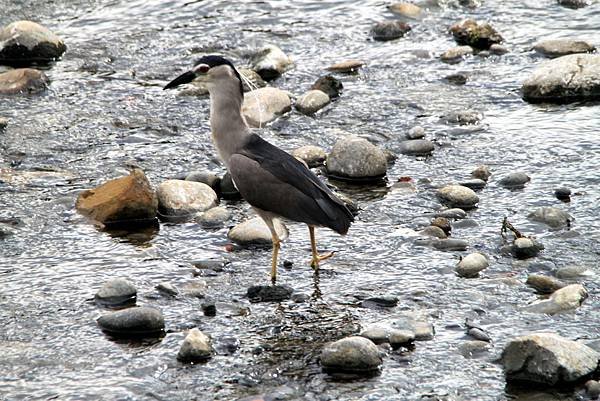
[195,55,244,96]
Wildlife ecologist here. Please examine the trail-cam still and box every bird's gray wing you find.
[229,134,353,233]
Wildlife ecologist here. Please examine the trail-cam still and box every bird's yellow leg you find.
[309,226,335,269]
[271,233,281,284]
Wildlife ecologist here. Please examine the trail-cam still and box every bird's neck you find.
[208,83,249,168]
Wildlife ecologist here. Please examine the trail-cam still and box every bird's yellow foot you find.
[310,251,335,269]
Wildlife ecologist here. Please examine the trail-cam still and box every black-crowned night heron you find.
[164,55,354,283]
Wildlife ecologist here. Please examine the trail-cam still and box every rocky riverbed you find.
[1,1,600,400]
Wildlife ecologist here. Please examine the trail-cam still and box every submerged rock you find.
[247,285,293,302]
[556,265,589,279]
[554,187,572,201]
[95,278,137,308]
[432,238,469,251]
[185,171,221,193]
[437,185,479,209]
[526,274,567,294]
[459,179,486,191]
[471,165,491,181]
[558,0,590,9]
[291,145,327,168]
[0,68,49,94]
[533,39,595,58]
[399,139,434,156]
[242,87,292,127]
[157,180,218,217]
[295,89,330,115]
[528,207,572,229]
[456,253,489,278]
[76,169,158,226]
[440,46,473,63]
[498,172,530,189]
[311,75,343,98]
[449,19,503,50]
[320,336,382,373]
[156,282,178,296]
[434,208,467,220]
[177,328,214,362]
[502,333,600,385]
[250,44,293,81]
[512,237,543,259]
[371,21,411,41]
[431,217,451,234]
[360,325,415,347]
[523,284,588,315]
[0,21,66,62]
[406,126,425,139]
[440,110,482,125]
[419,225,447,239]
[97,307,165,338]
[326,59,365,73]
[522,54,600,103]
[326,136,387,182]
[196,206,231,227]
[444,73,468,85]
[388,3,422,19]
[228,216,288,246]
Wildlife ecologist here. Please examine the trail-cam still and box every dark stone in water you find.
[311,75,343,99]
[283,260,293,269]
[95,278,137,308]
[371,20,412,41]
[220,172,241,200]
[433,238,469,251]
[554,187,571,201]
[192,259,229,272]
[361,295,399,308]
[247,285,293,302]
[202,300,217,316]
[185,171,221,193]
[97,307,165,338]
[558,0,589,8]
[215,336,240,355]
[444,73,468,85]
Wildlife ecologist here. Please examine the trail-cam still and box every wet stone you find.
[327,59,365,73]
[498,172,530,189]
[533,39,595,58]
[437,185,479,209]
[434,208,467,220]
[431,217,451,234]
[157,180,218,217]
[177,328,214,362]
[250,44,293,81]
[449,19,503,50]
[451,218,478,229]
[526,274,567,294]
[432,238,469,251]
[406,126,425,139]
[558,0,590,9]
[458,179,486,191]
[295,89,330,115]
[370,21,411,41]
[523,284,587,315]
[311,75,343,99]
[360,325,415,347]
[97,307,165,338]
[291,145,327,168]
[214,336,240,355]
[227,217,289,246]
[554,187,571,201]
[156,282,178,296]
[502,333,600,385]
[586,380,600,399]
[238,68,267,92]
[247,285,293,302]
[196,206,231,228]
[399,139,434,156]
[555,265,588,279]
[440,46,473,63]
[0,68,49,95]
[471,165,491,181]
[0,117,8,129]
[291,293,310,303]
[361,295,399,308]
[468,327,491,342]
[444,73,468,85]
[185,171,220,192]
[0,20,66,62]
[512,237,543,259]
[394,315,434,341]
[95,278,137,308]
[201,300,217,316]
[219,172,241,200]
[242,87,292,127]
[388,2,422,19]
[419,225,447,239]
[490,44,509,55]
[456,253,489,278]
[441,110,483,126]
[320,336,382,373]
[528,207,572,229]
[459,340,490,358]
[326,136,387,182]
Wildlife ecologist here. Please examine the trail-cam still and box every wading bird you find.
[164,55,353,283]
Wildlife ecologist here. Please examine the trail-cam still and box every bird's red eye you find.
[196,64,210,74]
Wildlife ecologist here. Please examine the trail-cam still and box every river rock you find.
[522,54,600,103]
[95,278,137,307]
[558,0,590,9]
[97,307,165,338]
[434,208,467,220]
[526,274,567,294]
[394,315,434,340]
[326,136,387,182]
[556,265,589,279]
[219,172,241,200]
[247,284,293,302]
[238,68,267,91]
[437,185,479,209]
[471,165,491,181]
[419,226,447,239]
[326,59,364,73]
[157,180,218,217]
[512,237,543,259]
[76,169,158,226]
[311,75,343,98]
[320,336,382,373]
[228,216,288,246]
[360,325,415,347]
[431,217,451,234]
[458,178,486,191]
[490,44,509,55]
[533,39,595,58]
[196,206,231,227]
[0,21,66,62]
[444,73,468,85]
[586,380,600,398]
[459,340,490,358]
[440,46,473,63]
[449,19,503,50]
[456,253,489,278]
[498,172,530,188]
[554,187,571,201]
[0,68,49,94]
[242,87,292,127]
[156,282,178,296]
[523,284,587,315]
[371,21,411,41]
[295,89,330,115]
[0,117,7,129]
[250,44,293,81]
[502,333,600,385]
[432,238,469,251]
[388,3,422,18]
[399,139,434,156]
[291,145,327,167]
[406,126,425,139]
[528,207,572,229]
[468,328,491,342]
[177,328,214,362]
[440,110,482,125]
[185,171,220,193]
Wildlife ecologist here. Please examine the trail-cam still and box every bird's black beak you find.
[163,70,197,90]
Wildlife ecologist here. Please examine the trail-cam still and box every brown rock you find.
[0,20,66,62]
[449,19,503,50]
[0,68,49,94]
[76,169,158,226]
[388,3,422,19]
[326,59,365,73]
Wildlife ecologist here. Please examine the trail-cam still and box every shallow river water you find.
[1,1,600,400]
